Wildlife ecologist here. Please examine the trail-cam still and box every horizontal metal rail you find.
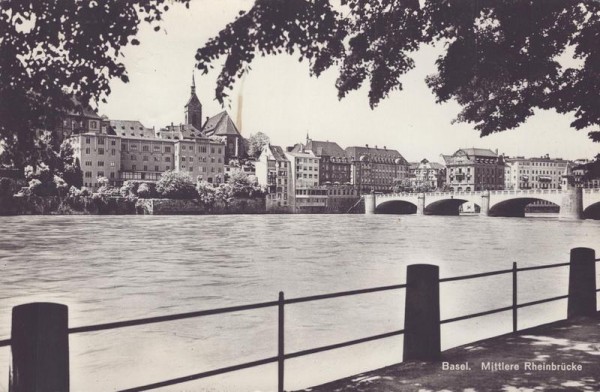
[118,329,406,392]
[284,329,404,360]
[285,284,406,304]
[517,262,569,272]
[117,356,279,392]
[69,300,280,334]
[0,339,10,348]
[70,284,408,334]
[440,268,513,282]
[441,305,513,324]
[516,295,569,308]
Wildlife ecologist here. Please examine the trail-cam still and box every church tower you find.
[185,73,202,130]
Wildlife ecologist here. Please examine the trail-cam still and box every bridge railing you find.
[2,248,598,392]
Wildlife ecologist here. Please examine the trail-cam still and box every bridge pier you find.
[480,190,490,217]
[559,187,583,220]
[364,192,376,215]
[417,193,425,215]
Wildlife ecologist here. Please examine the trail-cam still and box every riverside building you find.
[504,155,570,190]
[345,145,409,194]
[68,78,227,190]
[284,149,327,213]
[255,144,292,212]
[442,148,505,191]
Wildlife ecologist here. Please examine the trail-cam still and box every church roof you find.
[185,93,201,108]
[202,111,241,137]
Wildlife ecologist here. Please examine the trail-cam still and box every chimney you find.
[384,146,387,150]
[375,145,378,149]
[366,144,369,148]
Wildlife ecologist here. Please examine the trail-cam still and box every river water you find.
[0,214,598,391]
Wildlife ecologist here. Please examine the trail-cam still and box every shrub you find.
[0,177,17,197]
[156,171,197,199]
[120,181,139,197]
[196,181,216,205]
[137,182,153,198]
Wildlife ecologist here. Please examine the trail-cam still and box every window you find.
[166,166,170,170]
[97,136,105,144]
[200,146,207,153]
[154,145,160,151]
[143,165,148,171]
[85,171,92,178]
[218,148,222,154]
[142,145,149,152]
[155,166,159,171]
[143,156,148,162]
[97,161,104,167]
[131,145,138,150]
[110,172,115,179]
[110,162,115,167]
[165,157,171,162]
[111,140,116,146]
[98,148,104,155]
[86,137,91,144]
[97,171,104,177]
[111,149,116,156]
[189,167,193,172]
[131,155,137,160]
[211,147,215,154]
[132,165,136,171]
[165,146,171,153]
[85,148,91,154]
[189,157,194,162]
[181,157,186,162]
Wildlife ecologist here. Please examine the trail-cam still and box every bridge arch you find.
[424,199,479,216]
[583,201,600,220]
[376,200,418,214]
[489,197,559,217]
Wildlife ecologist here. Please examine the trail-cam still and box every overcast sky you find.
[98,0,599,162]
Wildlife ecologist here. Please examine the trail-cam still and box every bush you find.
[120,181,139,197]
[156,171,197,199]
[137,182,153,198]
[0,177,18,197]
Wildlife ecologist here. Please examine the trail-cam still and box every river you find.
[0,214,598,391]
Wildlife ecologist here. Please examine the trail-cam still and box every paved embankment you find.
[297,315,600,391]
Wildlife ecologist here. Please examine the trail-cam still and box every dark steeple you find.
[185,72,202,130]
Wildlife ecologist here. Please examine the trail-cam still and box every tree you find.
[0,0,189,169]
[156,171,198,199]
[247,132,270,159]
[195,0,600,141]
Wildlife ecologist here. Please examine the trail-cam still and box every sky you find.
[98,0,599,163]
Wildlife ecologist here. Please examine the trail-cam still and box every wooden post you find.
[567,247,596,318]
[278,292,284,392]
[512,262,518,332]
[403,264,440,361]
[10,303,69,392]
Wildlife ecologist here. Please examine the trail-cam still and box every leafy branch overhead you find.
[0,0,189,168]
[194,0,600,141]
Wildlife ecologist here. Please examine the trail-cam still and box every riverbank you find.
[297,314,600,392]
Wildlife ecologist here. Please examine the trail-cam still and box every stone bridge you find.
[365,188,600,219]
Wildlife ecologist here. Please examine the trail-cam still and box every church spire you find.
[191,71,196,95]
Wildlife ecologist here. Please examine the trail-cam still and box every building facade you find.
[411,159,446,190]
[442,148,505,191]
[284,149,327,212]
[255,145,292,211]
[292,137,352,185]
[345,145,409,194]
[504,155,570,190]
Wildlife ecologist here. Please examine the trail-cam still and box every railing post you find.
[512,262,517,332]
[10,302,69,392]
[567,248,596,318]
[403,264,440,361]
[278,292,284,392]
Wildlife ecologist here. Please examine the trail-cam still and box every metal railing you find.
[2,249,599,392]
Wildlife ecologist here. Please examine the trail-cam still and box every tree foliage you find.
[195,0,600,141]
[156,170,198,199]
[0,0,189,168]
[247,132,270,159]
